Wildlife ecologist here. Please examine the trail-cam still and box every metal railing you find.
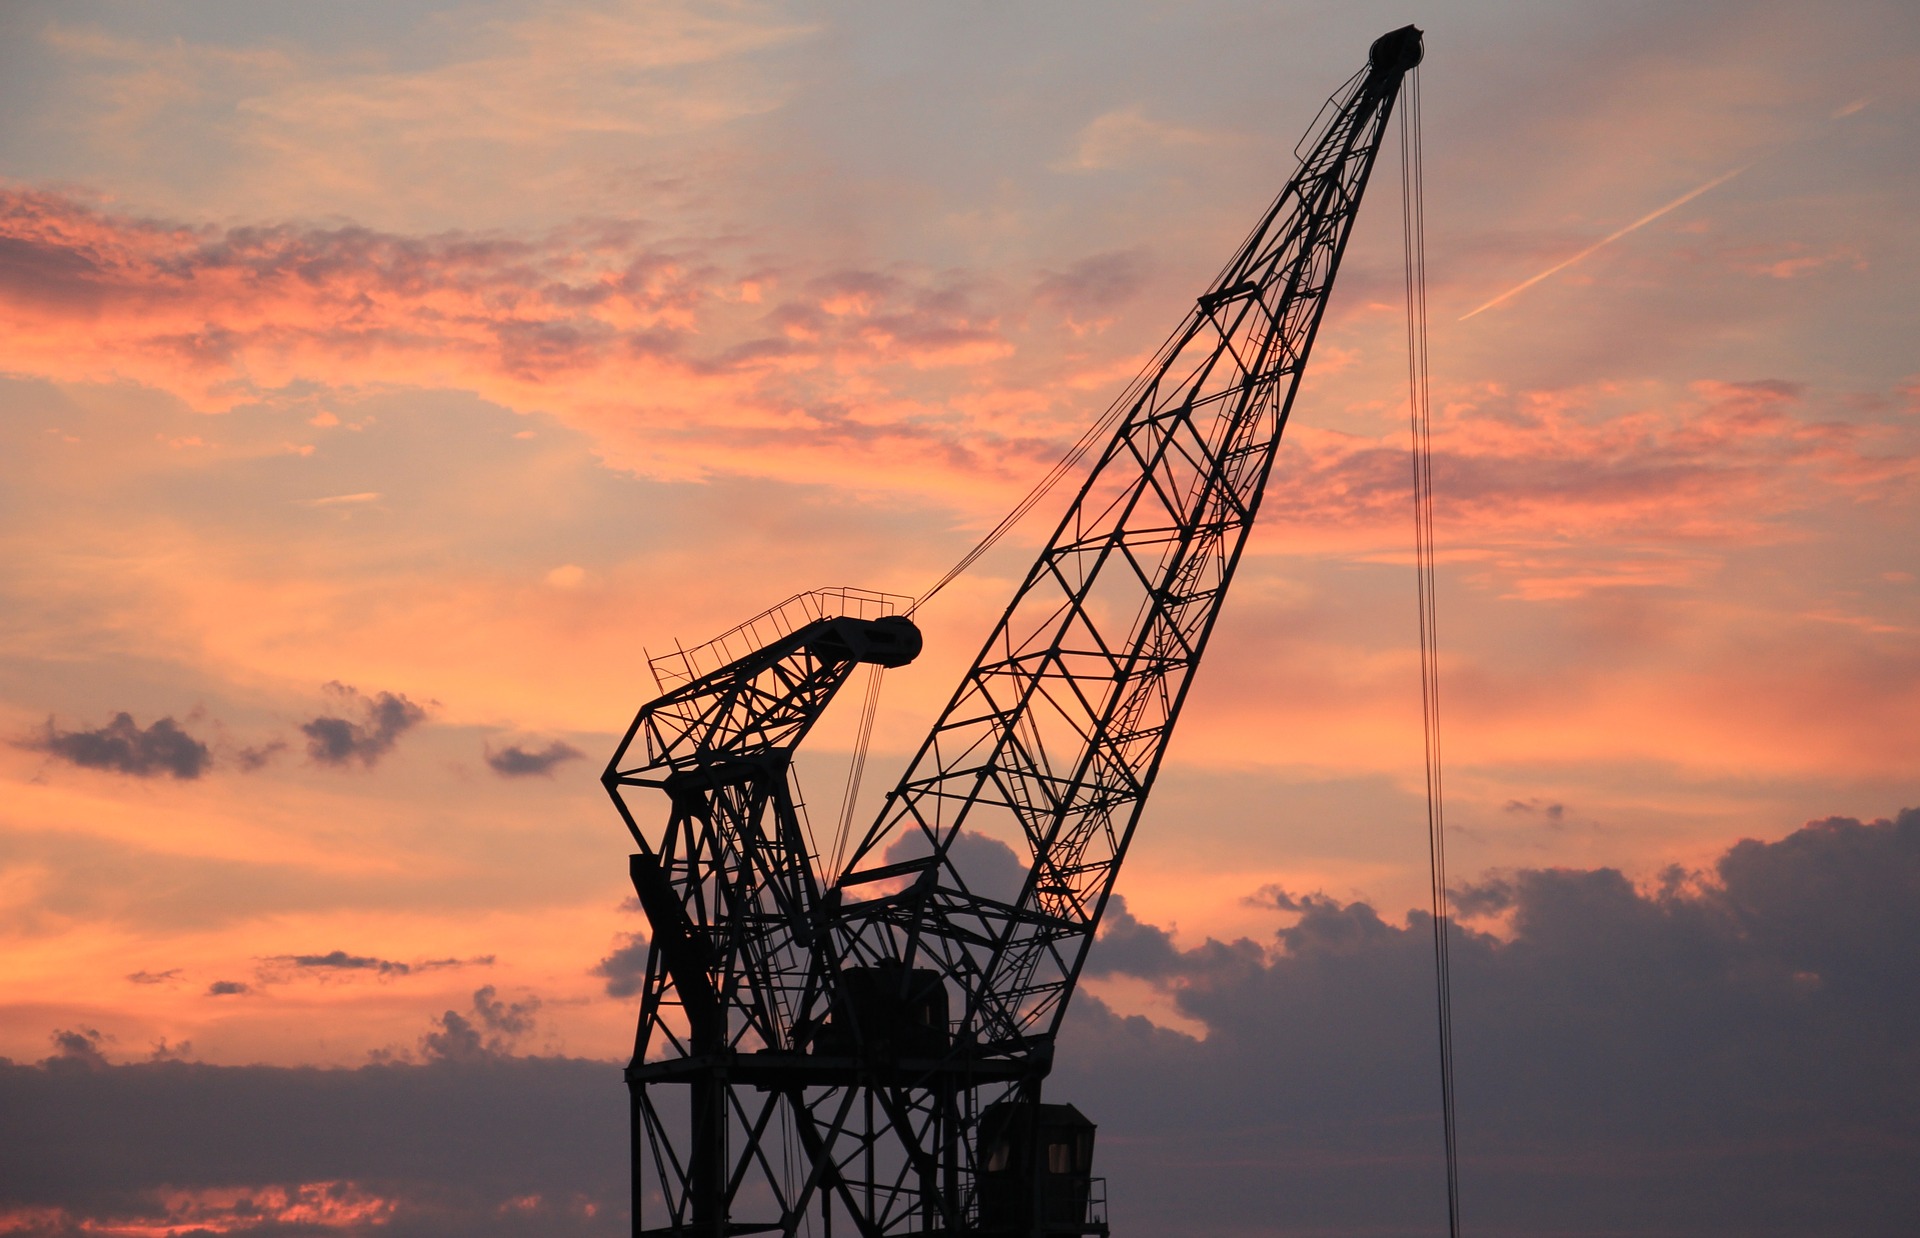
[646,586,913,692]
[953,1175,1110,1235]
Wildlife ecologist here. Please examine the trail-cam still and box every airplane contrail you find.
[1459,164,1750,321]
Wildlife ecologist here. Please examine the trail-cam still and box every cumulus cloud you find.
[879,823,1027,904]
[45,1028,111,1069]
[485,739,585,778]
[420,986,542,1063]
[25,712,211,779]
[592,934,649,999]
[300,683,428,767]
[1054,808,1920,1236]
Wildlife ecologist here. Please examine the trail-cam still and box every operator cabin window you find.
[1047,1141,1074,1174]
[986,1139,1011,1174]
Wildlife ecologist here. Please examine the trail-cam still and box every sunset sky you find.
[2,1,1917,1235]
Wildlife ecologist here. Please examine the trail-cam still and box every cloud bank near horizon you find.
[3,809,1915,1237]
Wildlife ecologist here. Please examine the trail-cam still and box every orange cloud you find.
[1259,376,1917,595]
[7,187,1912,559]
[0,1182,395,1237]
[0,188,1079,505]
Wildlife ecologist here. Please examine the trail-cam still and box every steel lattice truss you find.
[605,28,1421,1238]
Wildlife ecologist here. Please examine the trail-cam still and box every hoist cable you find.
[1400,65,1462,1238]
[906,230,1258,617]
[828,663,886,882]
[905,73,1375,619]
[908,389,1132,614]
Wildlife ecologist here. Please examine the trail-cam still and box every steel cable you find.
[1400,64,1462,1238]
[828,662,886,882]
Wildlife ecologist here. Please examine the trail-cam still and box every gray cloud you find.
[592,934,648,999]
[125,969,182,986]
[7,809,1917,1236]
[419,955,495,971]
[1056,807,1920,1236]
[420,986,542,1064]
[1034,248,1154,312]
[205,980,250,997]
[26,712,211,779]
[1240,883,1348,913]
[881,823,1027,905]
[300,683,428,767]
[235,739,287,771]
[254,952,491,984]
[264,950,414,976]
[1504,796,1567,822]
[0,1049,623,1237]
[45,1028,110,1069]
[485,740,584,778]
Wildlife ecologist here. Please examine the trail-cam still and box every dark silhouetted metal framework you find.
[604,27,1422,1237]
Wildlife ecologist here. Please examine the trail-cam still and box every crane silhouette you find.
[604,26,1424,1237]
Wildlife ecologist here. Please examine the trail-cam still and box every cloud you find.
[1054,807,1920,1235]
[125,969,182,986]
[591,934,648,999]
[300,683,428,767]
[419,955,496,971]
[1,183,1909,548]
[1239,884,1336,913]
[44,1028,111,1069]
[25,712,211,779]
[1503,797,1567,822]
[485,740,585,778]
[0,188,1103,507]
[30,0,812,234]
[235,740,287,771]
[1261,376,1919,597]
[8,808,1917,1235]
[205,980,251,997]
[269,950,413,975]
[249,952,495,991]
[0,1052,623,1237]
[1059,106,1231,171]
[420,986,542,1063]
[1033,249,1154,323]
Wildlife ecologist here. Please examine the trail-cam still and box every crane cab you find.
[975,1101,1106,1235]
[808,962,950,1058]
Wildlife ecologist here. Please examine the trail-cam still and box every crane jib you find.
[603,26,1422,1238]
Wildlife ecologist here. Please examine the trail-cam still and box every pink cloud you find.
[0,187,1059,501]
[3,187,1912,592]
[1260,376,1916,597]
[0,1181,396,1236]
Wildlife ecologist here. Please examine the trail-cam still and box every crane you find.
[603,26,1424,1237]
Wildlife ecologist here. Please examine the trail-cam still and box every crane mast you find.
[604,26,1422,1237]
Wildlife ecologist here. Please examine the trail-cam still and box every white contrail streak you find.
[1459,164,1749,321]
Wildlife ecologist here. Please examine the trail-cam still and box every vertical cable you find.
[828,663,886,881]
[1400,66,1461,1238]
